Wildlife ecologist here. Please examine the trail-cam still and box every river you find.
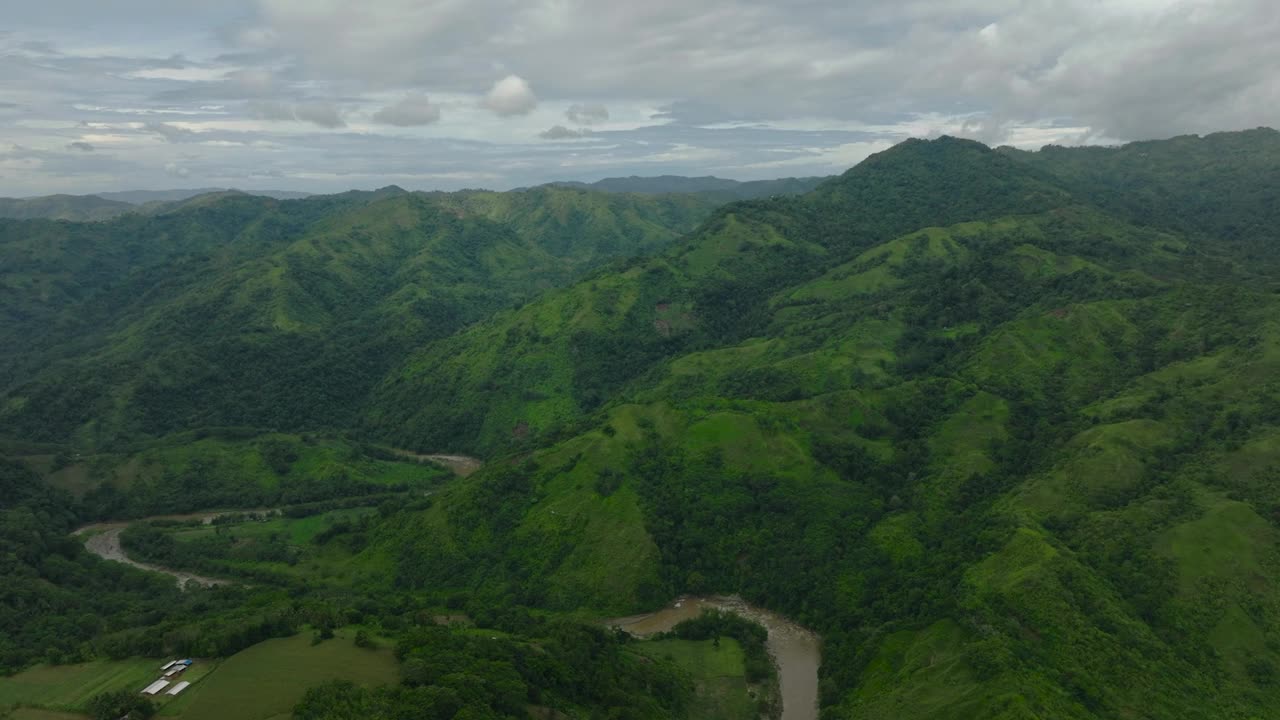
[609,595,820,720]
[74,510,251,589]
[71,447,485,587]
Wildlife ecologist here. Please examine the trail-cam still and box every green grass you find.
[634,638,759,720]
[174,508,376,545]
[159,630,396,720]
[0,658,214,714]
[10,709,89,720]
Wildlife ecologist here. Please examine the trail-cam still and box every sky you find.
[1,0,1277,196]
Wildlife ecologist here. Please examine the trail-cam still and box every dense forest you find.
[4,129,1280,719]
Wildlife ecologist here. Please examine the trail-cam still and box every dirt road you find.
[385,449,484,476]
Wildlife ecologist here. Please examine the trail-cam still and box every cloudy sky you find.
[2,0,1277,196]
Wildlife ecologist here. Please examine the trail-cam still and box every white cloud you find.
[482,75,538,116]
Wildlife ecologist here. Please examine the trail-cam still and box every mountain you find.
[356,131,1280,718]
[0,186,719,445]
[0,189,315,222]
[0,194,137,221]
[5,129,1280,720]
[545,174,829,201]
[96,188,313,204]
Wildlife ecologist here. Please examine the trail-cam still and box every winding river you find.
[609,595,821,720]
[73,451,485,588]
[74,511,239,588]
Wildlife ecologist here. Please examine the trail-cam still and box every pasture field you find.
[634,638,760,720]
[159,630,396,720]
[0,658,173,712]
[0,630,391,720]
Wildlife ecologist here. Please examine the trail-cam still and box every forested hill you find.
[0,185,719,445]
[357,130,1280,718]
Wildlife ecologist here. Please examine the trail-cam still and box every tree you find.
[87,689,155,720]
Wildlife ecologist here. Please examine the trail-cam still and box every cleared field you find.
[634,638,760,720]
[160,630,396,720]
[172,507,376,545]
[0,657,165,712]
[10,709,89,720]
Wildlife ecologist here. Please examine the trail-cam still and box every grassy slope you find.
[160,631,395,720]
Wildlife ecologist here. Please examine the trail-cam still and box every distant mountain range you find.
[0,177,819,223]
[0,188,313,222]
[94,188,313,205]
[542,174,830,201]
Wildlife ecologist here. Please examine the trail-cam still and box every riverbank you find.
[609,595,820,720]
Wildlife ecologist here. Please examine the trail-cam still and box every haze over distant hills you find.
[0,176,823,223]
[93,188,314,205]
[542,175,829,201]
[0,188,313,222]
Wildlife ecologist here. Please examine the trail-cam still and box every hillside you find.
[356,131,1280,718]
[0,187,719,446]
[0,194,137,222]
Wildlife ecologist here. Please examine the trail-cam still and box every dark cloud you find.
[372,93,441,126]
[539,125,592,140]
[566,103,609,125]
[249,100,346,128]
[67,141,95,152]
[144,122,197,142]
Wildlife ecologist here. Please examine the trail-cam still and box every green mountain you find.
[6,129,1280,720]
[0,194,137,221]
[357,131,1280,718]
[0,186,718,446]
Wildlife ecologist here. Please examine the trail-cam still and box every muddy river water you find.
[74,510,250,588]
[609,595,820,720]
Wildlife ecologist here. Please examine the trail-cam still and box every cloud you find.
[372,93,441,126]
[482,75,537,117]
[539,125,591,140]
[164,162,190,178]
[249,100,346,127]
[566,103,609,125]
[67,141,95,152]
[145,122,197,142]
[3,0,1279,194]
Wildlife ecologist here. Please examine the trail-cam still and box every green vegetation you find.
[0,187,717,448]
[160,631,395,720]
[0,658,164,713]
[635,640,757,720]
[292,622,690,720]
[6,131,1280,719]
